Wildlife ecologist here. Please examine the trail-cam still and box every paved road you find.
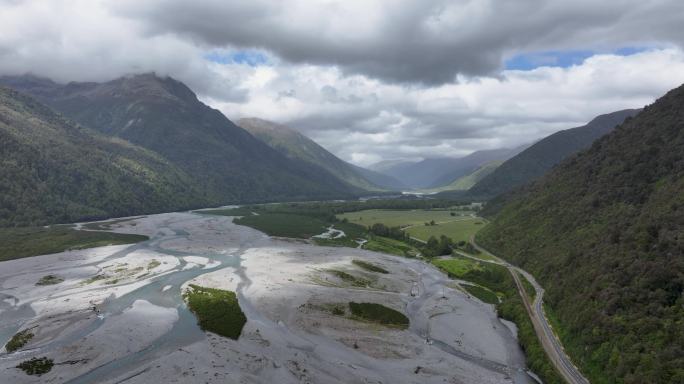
[465,238,590,384]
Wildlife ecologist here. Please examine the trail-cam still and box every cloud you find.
[210,49,684,165]
[0,0,248,101]
[112,0,684,84]
[1,1,684,166]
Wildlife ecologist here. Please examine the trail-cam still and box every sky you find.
[1,1,684,166]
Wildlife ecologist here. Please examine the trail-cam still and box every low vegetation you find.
[461,284,499,304]
[518,272,536,300]
[5,328,34,353]
[234,213,327,238]
[0,226,148,262]
[81,274,106,285]
[352,260,388,274]
[348,302,409,328]
[313,221,367,248]
[147,260,161,270]
[36,274,64,286]
[363,235,419,257]
[16,357,53,376]
[326,269,371,287]
[184,284,246,340]
[433,257,483,277]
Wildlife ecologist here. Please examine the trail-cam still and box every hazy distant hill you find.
[478,85,684,382]
[468,109,640,198]
[371,147,523,189]
[440,161,502,191]
[2,74,362,203]
[237,118,403,191]
[0,86,202,226]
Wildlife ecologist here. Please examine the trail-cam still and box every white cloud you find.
[1,1,684,166]
[209,49,684,165]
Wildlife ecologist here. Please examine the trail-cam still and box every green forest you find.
[478,84,684,383]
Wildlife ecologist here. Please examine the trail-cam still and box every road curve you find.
[466,238,590,384]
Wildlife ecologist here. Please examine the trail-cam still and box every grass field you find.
[184,284,246,340]
[454,249,498,262]
[338,209,474,228]
[432,257,483,277]
[338,209,482,244]
[0,227,148,262]
[405,218,484,243]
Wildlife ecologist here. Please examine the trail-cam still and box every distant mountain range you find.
[237,118,404,191]
[466,109,640,198]
[369,146,526,190]
[477,83,684,383]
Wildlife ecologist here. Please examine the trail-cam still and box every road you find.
[465,238,590,384]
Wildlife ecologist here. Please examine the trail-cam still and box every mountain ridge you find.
[370,146,525,189]
[467,109,641,199]
[0,85,205,226]
[237,117,403,191]
[1,74,364,204]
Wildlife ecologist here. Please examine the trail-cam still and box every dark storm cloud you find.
[113,0,684,85]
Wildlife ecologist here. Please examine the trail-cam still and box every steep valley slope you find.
[1,74,363,207]
[477,85,684,383]
[0,86,203,226]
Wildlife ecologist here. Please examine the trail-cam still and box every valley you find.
[1,3,683,383]
[0,209,542,384]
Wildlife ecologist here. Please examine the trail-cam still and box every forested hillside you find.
[1,74,362,204]
[237,118,402,191]
[468,109,639,199]
[477,85,684,383]
[0,86,203,226]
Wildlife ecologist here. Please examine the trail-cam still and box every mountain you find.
[477,85,684,383]
[467,109,640,199]
[237,118,403,191]
[439,160,502,191]
[0,86,203,226]
[429,146,526,188]
[373,147,524,189]
[1,74,362,204]
[367,159,413,173]
[348,164,405,191]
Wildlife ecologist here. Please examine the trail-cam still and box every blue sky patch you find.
[204,50,270,66]
[505,47,650,70]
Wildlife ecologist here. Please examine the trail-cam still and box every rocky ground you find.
[0,212,535,383]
